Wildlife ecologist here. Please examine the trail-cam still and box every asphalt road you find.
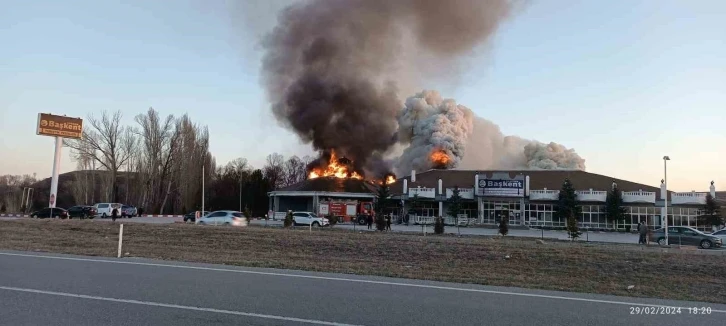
[0,250,724,326]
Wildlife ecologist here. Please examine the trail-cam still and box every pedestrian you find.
[367,214,373,230]
[386,214,391,231]
[639,221,648,245]
[111,206,119,222]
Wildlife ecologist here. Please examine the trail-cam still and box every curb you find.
[0,214,29,217]
[140,215,184,218]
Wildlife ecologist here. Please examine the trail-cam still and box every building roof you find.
[274,177,378,194]
[388,169,669,199]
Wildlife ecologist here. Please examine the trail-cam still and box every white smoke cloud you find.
[395,90,474,173]
[395,90,586,173]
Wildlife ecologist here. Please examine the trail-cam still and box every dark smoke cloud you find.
[261,0,514,175]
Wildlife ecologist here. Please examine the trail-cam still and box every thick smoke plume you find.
[396,90,474,173]
[457,117,586,171]
[261,0,514,177]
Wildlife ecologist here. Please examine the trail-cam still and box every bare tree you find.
[64,110,134,203]
[283,156,306,186]
[263,153,285,190]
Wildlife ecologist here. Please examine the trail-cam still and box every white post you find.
[202,165,205,215]
[117,224,124,258]
[49,137,63,208]
[664,159,668,246]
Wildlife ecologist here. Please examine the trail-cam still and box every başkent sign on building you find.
[477,173,526,197]
[36,113,83,139]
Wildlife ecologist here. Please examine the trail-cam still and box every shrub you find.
[284,211,294,228]
[0,204,5,213]
[375,214,386,231]
[243,207,252,221]
[566,214,582,240]
[327,214,338,226]
[498,218,509,236]
[434,216,445,234]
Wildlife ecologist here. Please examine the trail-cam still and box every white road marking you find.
[1,252,724,313]
[0,285,361,326]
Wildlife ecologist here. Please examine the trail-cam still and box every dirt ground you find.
[1,219,724,304]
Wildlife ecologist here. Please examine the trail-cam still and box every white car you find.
[94,203,123,218]
[196,210,248,227]
[291,211,329,227]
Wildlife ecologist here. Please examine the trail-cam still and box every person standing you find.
[386,214,392,231]
[367,214,373,230]
[639,221,648,245]
[111,206,119,222]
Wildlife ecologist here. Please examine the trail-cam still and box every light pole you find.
[663,156,670,245]
[239,179,242,212]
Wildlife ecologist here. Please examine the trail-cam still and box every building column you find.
[520,197,526,225]
[273,196,279,216]
[438,201,443,218]
[312,195,319,214]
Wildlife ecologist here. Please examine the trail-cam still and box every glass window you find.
[208,212,225,217]
[99,204,109,208]
[232,213,244,218]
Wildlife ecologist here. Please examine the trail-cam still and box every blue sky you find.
[1,0,724,191]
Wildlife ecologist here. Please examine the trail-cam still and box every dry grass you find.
[1,219,725,303]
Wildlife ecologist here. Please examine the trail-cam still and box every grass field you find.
[1,219,724,304]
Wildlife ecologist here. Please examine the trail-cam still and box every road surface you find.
[0,250,723,325]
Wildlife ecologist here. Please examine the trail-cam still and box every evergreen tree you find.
[284,210,294,228]
[375,184,391,215]
[447,186,463,235]
[699,193,723,229]
[498,217,509,236]
[0,203,5,213]
[409,194,420,225]
[434,216,445,234]
[605,183,627,230]
[556,178,582,240]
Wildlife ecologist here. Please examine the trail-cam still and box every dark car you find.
[67,205,97,219]
[184,211,209,222]
[30,207,69,219]
[649,226,723,249]
[121,205,137,218]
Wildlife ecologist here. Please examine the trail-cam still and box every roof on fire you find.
[274,177,379,194]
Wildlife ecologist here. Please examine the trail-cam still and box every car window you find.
[207,212,225,217]
[293,213,306,217]
[232,212,244,218]
[713,230,726,235]
[309,213,318,218]
[682,229,697,236]
[667,227,681,234]
[98,204,108,208]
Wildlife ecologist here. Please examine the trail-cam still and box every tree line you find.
[1,108,317,216]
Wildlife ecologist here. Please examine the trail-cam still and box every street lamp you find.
[663,156,670,246]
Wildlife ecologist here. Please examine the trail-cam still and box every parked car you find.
[121,205,137,218]
[30,207,69,219]
[649,226,723,249]
[67,205,97,219]
[196,211,247,226]
[291,211,329,227]
[710,229,726,242]
[94,203,123,218]
[183,211,209,223]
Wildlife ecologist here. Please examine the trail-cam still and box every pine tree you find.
[284,210,294,228]
[556,178,582,240]
[605,183,627,230]
[447,186,463,235]
[498,217,509,236]
[0,203,5,213]
[375,184,391,215]
[434,216,445,234]
[699,193,723,229]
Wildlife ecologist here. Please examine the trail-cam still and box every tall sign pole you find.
[36,113,83,209]
[202,164,205,215]
[49,136,63,208]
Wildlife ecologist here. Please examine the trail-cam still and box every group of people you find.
[365,214,392,231]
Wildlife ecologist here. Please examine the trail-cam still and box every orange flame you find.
[430,149,451,167]
[385,175,396,184]
[308,150,363,180]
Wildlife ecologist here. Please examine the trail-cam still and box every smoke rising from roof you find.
[458,117,586,171]
[396,90,474,173]
[261,0,514,175]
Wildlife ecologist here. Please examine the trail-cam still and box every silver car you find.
[196,210,248,227]
[711,229,726,242]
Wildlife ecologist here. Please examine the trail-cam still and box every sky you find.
[1,0,724,192]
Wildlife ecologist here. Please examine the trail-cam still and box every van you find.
[94,203,123,218]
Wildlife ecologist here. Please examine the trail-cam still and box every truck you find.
[318,200,374,225]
